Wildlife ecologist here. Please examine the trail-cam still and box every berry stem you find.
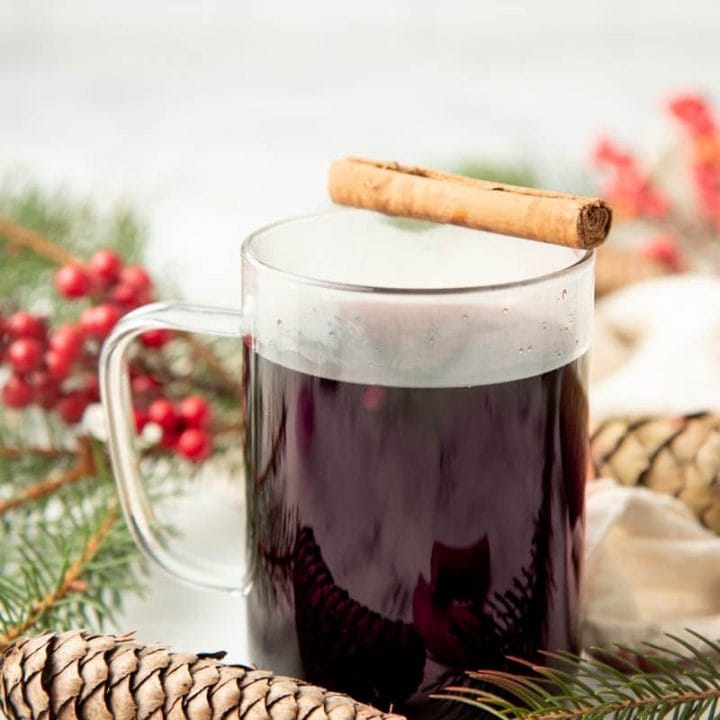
[213,420,245,435]
[0,445,74,460]
[0,439,95,515]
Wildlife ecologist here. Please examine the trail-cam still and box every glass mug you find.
[100,210,593,716]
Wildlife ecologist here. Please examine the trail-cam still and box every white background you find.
[2,0,720,661]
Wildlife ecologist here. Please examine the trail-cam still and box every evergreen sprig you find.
[438,632,720,720]
[0,439,142,647]
[0,180,239,650]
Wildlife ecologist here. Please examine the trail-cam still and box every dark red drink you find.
[244,350,588,716]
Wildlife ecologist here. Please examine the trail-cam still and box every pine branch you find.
[0,445,72,460]
[0,440,94,515]
[0,185,219,641]
[437,633,720,720]
[0,500,119,650]
[0,215,77,265]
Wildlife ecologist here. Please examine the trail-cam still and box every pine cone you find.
[0,630,404,720]
[590,412,720,533]
[595,246,669,297]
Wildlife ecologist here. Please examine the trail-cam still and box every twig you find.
[213,420,244,435]
[0,215,78,265]
[0,500,119,650]
[183,335,240,395]
[0,440,95,515]
[0,445,73,460]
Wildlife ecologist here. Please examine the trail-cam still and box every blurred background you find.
[3,0,719,303]
[3,0,720,660]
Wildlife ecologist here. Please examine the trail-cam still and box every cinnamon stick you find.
[328,157,612,249]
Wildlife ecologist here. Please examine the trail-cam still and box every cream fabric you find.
[583,479,720,647]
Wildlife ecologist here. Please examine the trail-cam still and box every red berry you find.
[668,94,715,137]
[135,289,153,306]
[29,371,60,409]
[2,375,32,408]
[81,303,121,339]
[592,137,633,168]
[5,311,45,340]
[131,374,160,396]
[179,395,211,428]
[83,374,100,402]
[45,349,72,381]
[48,324,85,359]
[120,265,152,291]
[177,428,212,462]
[641,233,683,272]
[56,391,89,424]
[133,407,149,433]
[110,282,141,307]
[140,328,172,348]
[89,249,122,285]
[55,263,92,298]
[160,428,180,450]
[7,338,44,374]
[148,397,178,431]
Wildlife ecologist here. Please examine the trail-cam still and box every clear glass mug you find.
[100,210,594,716]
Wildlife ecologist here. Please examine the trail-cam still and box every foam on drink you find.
[243,211,593,387]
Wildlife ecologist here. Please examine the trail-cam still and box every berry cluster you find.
[0,311,97,423]
[54,249,171,348]
[136,395,213,463]
[590,93,720,274]
[668,93,720,229]
[1,248,213,463]
[592,137,669,219]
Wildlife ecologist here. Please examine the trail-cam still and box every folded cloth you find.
[591,275,720,418]
[582,478,720,650]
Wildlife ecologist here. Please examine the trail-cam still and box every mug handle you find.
[100,302,249,593]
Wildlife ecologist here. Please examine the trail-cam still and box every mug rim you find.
[242,208,595,296]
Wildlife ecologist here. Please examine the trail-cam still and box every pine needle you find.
[438,634,720,720]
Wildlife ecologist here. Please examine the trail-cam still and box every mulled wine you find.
[244,349,588,715]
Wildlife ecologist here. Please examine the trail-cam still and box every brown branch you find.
[0,445,73,460]
[0,215,78,265]
[213,419,244,435]
[0,439,95,515]
[0,500,119,650]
